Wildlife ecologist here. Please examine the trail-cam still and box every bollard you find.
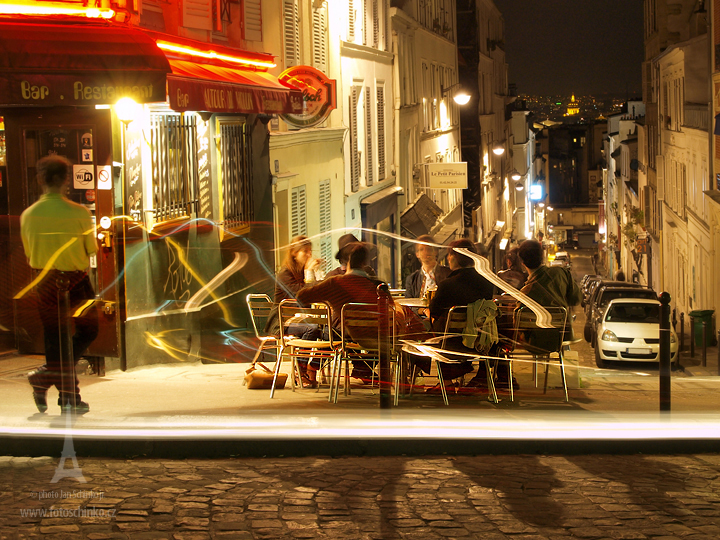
[377,284,392,409]
[717,330,720,376]
[57,276,77,413]
[672,308,677,330]
[659,292,672,412]
[690,316,695,358]
[679,313,685,353]
[702,321,708,367]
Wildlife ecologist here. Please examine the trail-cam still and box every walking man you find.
[21,155,98,414]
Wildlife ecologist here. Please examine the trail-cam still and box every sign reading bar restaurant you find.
[279,65,337,128]
[426,162,468,189]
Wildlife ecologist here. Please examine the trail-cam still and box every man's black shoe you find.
[60,401,90,416]
[32,391,48,413]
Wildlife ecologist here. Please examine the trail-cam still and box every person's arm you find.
[404,271,416,298]
[81,209,98,257]
[277,267,306,298]
[296,278,334,307]
[565,269,582,306]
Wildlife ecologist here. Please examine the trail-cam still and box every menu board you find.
[125,128,143,222]
[196,117,212,220]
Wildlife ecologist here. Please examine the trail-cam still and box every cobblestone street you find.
[2,453,720,539]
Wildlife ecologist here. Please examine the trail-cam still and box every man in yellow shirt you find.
[20,155,98,415]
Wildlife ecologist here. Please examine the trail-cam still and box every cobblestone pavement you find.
[2,454,720,539]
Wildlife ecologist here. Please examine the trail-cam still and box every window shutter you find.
[350,87,360,192]
[319,179,332,263]
[291,185,307,237]
[372,0,379,48]
[363,0,368,45]
[283,0,300,68]
[243,0,262,41]
[657,154,664,201]
[348,0,355,41]
[312,5,327,73]
[377,86,385,180]
[183,0,213,30]
[365,86,374,187]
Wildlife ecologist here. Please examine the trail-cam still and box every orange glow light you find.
[156,41,276,70]
[0,3,115,18]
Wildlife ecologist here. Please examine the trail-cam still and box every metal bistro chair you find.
[274,299,338,398]
[332,302,400,405]
[245,294,280,377]
[407,305,499,406]
[511,306,571,402]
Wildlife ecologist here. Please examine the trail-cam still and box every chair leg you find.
[507,357,514,402]
[435,360,449,406]
[485,358,498,404]
[409,364,418,396]
[270,346,285,399]
[543,356,550,395]
[559,352,569,403]
[393,357,400,407]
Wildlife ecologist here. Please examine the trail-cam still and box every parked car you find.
[583,280,645,319]
[595,298,678,368]
[550,251,571,268]
[580,275,602,307]
[585,284,658,346]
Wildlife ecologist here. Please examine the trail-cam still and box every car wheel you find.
[590,330,597,348]
[595,345,606,369]
[583,323,592,343]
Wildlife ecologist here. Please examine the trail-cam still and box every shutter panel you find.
[657,154,664,201]
[283,0,300,68]
[319,179,332,264]
[348,0,355,41]
[372,0,379,48]
[312,6,327,72]
[350,87,360,192]
[363,0,368,45]
[377,86,385,180]
[291,185,307,237]
[243,0,262,41]
[183,0,213,30]
[365,86,374,187]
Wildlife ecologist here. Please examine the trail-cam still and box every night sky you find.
[494,0,644,97]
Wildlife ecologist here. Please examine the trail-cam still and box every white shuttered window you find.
[243,0,262,41]
[291,185,307,238]
[349,86,360,192]
[319,180,332,263]
[365,86,373,187]
[377,86,385,180]
[283,0,300,68]
[183,0,213,30]
[312,4,327,72]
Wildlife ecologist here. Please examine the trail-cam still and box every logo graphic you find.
[51,409,87,484]
[279,65,337,128]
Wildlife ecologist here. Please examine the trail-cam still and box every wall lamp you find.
[492,142,505,156]
[510,170,522,181]
[441,83,471,105]
[514,183,524,192]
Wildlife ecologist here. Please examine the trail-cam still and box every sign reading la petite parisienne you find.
[279,65,337,128]
[426,162,468,189]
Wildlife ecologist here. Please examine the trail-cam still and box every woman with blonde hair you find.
[272,235,323,387]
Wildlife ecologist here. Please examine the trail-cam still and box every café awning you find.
[166,59,302,115]
[0,20,170,106]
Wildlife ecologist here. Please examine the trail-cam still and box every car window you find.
[598,290,657,309]
[605,303,660,323]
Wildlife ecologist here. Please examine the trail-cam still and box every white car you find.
[595,298,678,368]
[550,251,571,268]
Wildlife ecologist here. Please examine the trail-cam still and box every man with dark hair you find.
[325,233,376,278]
[517,240,581,310]
[296,243,394,382]
[21,155,98,415]
[423,238,495,392]
[404,235,451,317]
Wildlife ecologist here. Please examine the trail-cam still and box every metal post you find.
[717,330,720,377]
[57,276,77,413]
[377,284,391,409]
[690,316,695,358]
[702,321,708,367]
[679,313,685,352]
[659,292,672,412]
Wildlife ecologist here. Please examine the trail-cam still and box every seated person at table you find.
[404,235,452,318]
[325,233,376,279]
[272,235,323,387]
[297,243,394,383]
[515,239,581,350]
[423,239,495,393]
[497,247,527,290]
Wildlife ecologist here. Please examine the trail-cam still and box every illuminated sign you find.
[529,184,543,201]
[279,65,337,128]
[426,162,468,189]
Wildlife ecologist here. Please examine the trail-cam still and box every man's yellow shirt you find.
[20,193,97,272]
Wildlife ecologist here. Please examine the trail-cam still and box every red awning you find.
[0,20,170,106]
[167,59,302,115]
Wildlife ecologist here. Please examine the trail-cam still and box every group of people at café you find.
[266,231,580,395]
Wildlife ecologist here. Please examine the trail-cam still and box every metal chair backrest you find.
[440,306,469,349]
[246,293,274,340]
[514,305,568,354]
[340,302,396,354]
[278,299,336,347]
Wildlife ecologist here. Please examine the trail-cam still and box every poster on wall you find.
[196,116,212,220]
[125,128,143,222]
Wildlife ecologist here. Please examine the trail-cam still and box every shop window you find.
[220,122,254,231]
[150,114,200,223]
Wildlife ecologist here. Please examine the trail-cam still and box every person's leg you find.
[30,274,63,411]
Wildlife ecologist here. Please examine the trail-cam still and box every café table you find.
[394,297,427,308]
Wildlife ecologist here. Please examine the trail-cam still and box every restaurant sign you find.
[168,77,302,115]
[426,162,468,189]
[0,73,167,107]
[279,65,337,128]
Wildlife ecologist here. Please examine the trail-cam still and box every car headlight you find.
[670,333,677,344]
[601,330,618,342]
